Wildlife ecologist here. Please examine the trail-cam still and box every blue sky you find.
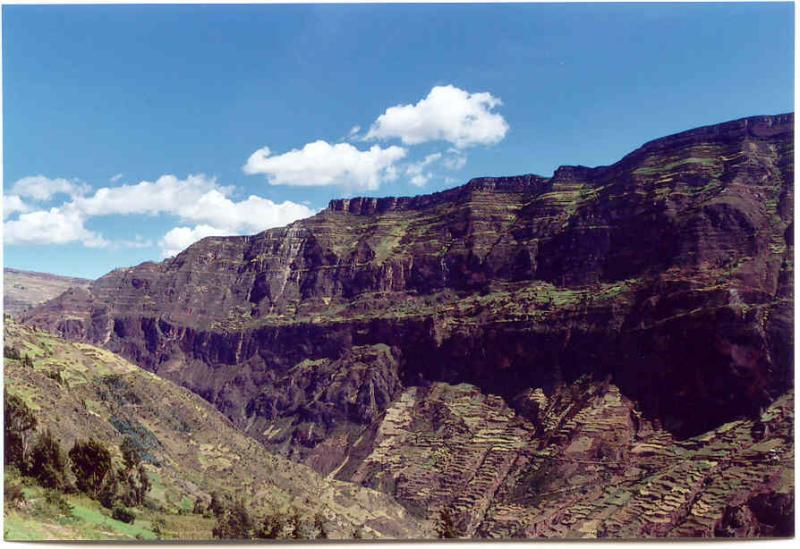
[2,2,794,279]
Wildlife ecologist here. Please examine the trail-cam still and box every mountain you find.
[3,269,92,316]
[20,113,794,537]
[3,320,427,540]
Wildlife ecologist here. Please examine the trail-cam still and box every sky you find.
[2,2,794,279]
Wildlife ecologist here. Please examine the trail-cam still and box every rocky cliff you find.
[21,113,794,537]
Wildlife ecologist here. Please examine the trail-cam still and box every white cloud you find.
[177,190,314,234]
[443,149,468,170]
[3,174,314,255]
[3,206,107,248]
[11,175,90,201]
[365,85,509,148]
[73,174,225,217]
[158,192,315,257]
[110,173,124,183]
[243,140,407,190]
[405,153,442,187]
[3,195,30,218]
[158,225,229,258]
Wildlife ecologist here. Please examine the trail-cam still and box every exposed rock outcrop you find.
[19,114,794,538]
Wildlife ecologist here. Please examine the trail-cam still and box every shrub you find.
[45,369,64,386]
[152,517,167,537]
[44,489,73,516]
[255,511,289,539]
[209,491,226,517]
[4,482,26,509]
[4,392,37,471]
[120,436,141,469]
[116,468,149,507]
[112,505,136,524]
[255,509,327,540]
[69,438,113,497]
[3,345,20,360]
[212,499,253,540]
[29,429,67,490]
[192,496,206,515]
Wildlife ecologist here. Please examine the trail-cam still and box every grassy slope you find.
[3,320,428,540]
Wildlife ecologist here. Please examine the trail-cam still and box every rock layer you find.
[20,114,795,537]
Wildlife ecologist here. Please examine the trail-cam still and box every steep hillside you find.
[3,321,428,540]
[20,114,794,537]
[3,269,91,316]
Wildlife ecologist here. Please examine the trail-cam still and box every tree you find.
[209,491,226,517]
[255,511,289,539]
[22,354,34,368]
[117,438,151,507]
[29,429,67,489]
[69,438,113,497]
[120,436,141,470]
[292,512,326,540]
[4,392,37,471]
[212,499,253,540]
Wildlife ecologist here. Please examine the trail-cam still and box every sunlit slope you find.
[3,320,428,540]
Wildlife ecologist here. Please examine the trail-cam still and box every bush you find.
[30,429,67,490]
[69,438,112,497]
[112,505,136,524]
[45,369,64,386]
[44,489,73,516]
[192,496,206,515]
[255,509,327,540]
[3,345,20,360]
[209,491,226,517]
[4,482,26,509]
[255,511,289,539]
[117,436,151,507]
[120,436,141,469]
[152,517,167,537]
[212,499,253,540]
[4,392,37,471]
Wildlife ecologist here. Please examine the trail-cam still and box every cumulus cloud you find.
[11,175,91,201]
[3,174,314,257]
[156,188,315,258]
[405,153,442,187]
[243,140,407,190]
[110,173,124,183]
[365,85,509,148]
[158,225,229,258]
[73,174,225,217]
[3,206,107,248]
[3,195,30,219]
[177,190,314,235]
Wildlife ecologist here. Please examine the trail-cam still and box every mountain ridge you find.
[18,113,794,537]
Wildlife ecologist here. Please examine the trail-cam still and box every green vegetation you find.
[3,320,427,540]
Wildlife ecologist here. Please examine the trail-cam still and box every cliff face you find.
[21,114,794,537]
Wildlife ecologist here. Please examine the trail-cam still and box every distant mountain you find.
[21,114,794,538]
[4,268,92,316]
